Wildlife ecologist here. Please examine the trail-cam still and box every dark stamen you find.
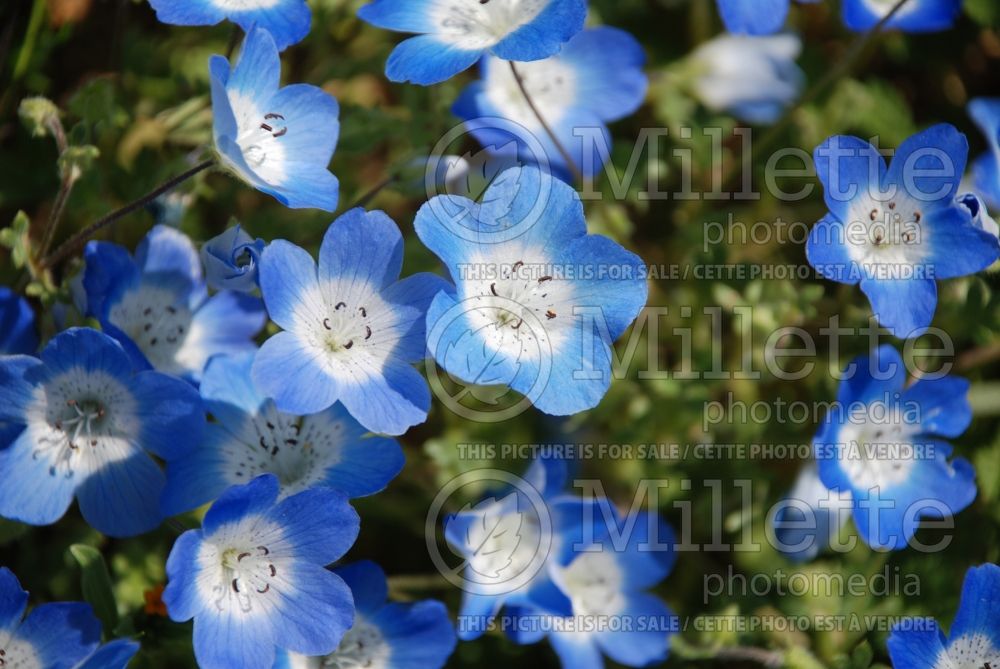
[232,579,240,593]
[538,276,552,283]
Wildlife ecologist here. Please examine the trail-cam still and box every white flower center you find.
[197,527,286,617]
[837,404,921,490]
[0,637,43,669]
[557,552,624,617]
[320,619,390,669]
[108,284,193,374]
[933,633,1000,669]
[227,93,290,185]
[484,55,577,128]
[843,196,931,272]
[432,0,549,50]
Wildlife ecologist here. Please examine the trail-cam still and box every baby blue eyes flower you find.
[356,0,587,86]
[0,286,38,355]
[163,474,359,669]
[252,207,449,436]
[201,224,267,294]
[688,33,804,125]
[888,563,1000,669]
[0,567,103,669]
[415,166,648,416]
[148,0,311,51]
[273,560,457,669]
[83,224,266,382]
[771,462,853,562]
[452,27,648,181]
[813,345,977,552]
[211,27,340,211]
[0,327,205,537]
[807,124,1000,338]
[969,97,1000,212]
[161,352,404,517]
[842,0,962,33]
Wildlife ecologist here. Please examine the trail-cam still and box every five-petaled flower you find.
[210,27,341,211]
[274,560,457,669]
[807,124,1000,338]
[162,352,404,516]
[252,207,449,436]
[812,344,977,551]
[83,225,266,383]
[163,474,359,669]
[201,223,267,294]
[0,567,103,669]
[357,0,587,86]
[148,0,312,51]
[888,563,1000,669]
[415,166,648,416]
[0,327,205,537]
[452,27,648,181]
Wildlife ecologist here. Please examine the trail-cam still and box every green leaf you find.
[69,544,120,633]
[851,641,874,669]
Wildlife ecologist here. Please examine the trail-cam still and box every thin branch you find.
[40,159,215,271]
[508,61,584,185]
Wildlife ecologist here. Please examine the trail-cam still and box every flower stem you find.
[715,0,913,192]
[40,159,215,271]
[37,115,74,259]
[508,61,584,185]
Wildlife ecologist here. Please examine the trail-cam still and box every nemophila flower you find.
[211,27,340,211]
[715,0,818,35]
[770,462,853,562]
[969,98,1000,211]
[201,224,267,294]
[252,207,449,436]
[888,563,1000,669]
[161,352,404,516]
[0,328,204,536]
[842,0,962,33]
[148,0,310,51]
[688,33,804,125]
[813,345,977,551]
[0,567,102,669]
[452,27,648,181]
[273,560,457,669]
[73,639,141,669]
[415,166,648,416]
[163,474,359,669]
[0,286,37,355]
[807,125,1000,338]
[508,508,677,669]
[356,0,587,86]
[83,225,266,382]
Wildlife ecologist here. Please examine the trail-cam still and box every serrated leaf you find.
[69,544,120,633]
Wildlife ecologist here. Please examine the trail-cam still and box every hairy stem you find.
[37,115,74,258]
[40,159,215,271]
[509,61,584,185]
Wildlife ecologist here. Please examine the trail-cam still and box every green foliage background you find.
[0,0,999,667]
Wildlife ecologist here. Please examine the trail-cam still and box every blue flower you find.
[807,125,1000,338]
[969,97,1000,212]
[813,344,977,551]
[73,639,141,669]
[888,563,1000,669]
[201,224,266,294]
[509,507,677,669]
[211,27,340,211]
[689,34,804,124]
[148,0,311,51]
[842,0,962,32]
[161,352,404,516]
[83,225,266,383]
[163,474,359,669]
[452,27,647,181]
[0,567,102,669]
[0,327,204,536]
[770,462,853,562]
[0,286,37,355]
[957,192,999,240]
[357,0,586,86]
[715,0,818,35]
[252,207,449,436]
[415,166,648,416]
[273,560,457,669]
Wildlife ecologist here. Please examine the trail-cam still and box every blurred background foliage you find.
[1,0,999,667]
